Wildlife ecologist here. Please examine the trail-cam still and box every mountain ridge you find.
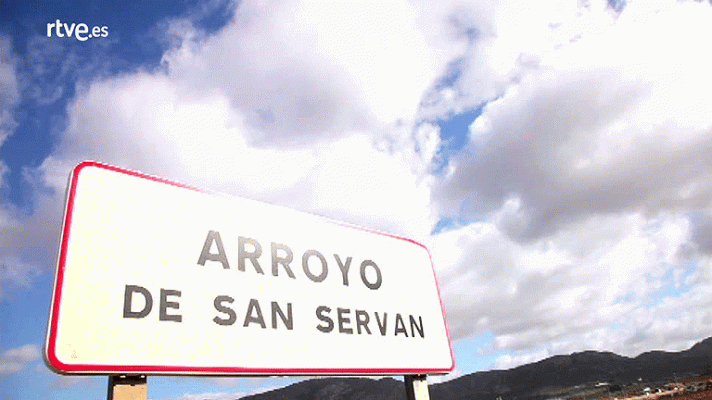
[239,337,712,400]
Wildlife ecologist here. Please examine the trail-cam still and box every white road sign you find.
[44,161,455,375]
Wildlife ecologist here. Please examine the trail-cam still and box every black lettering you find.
[375,312,388,336]
[271,301,293,330]
[359,260,382,290]
[334,255,352,286]
[355,309,371,334]
[238,237,264,274]
[197,230,230,269]
[243,298,266,328]
[337,308,353,334]
[409,315,424,338]
[302,250,328,282]
[213,295,236,326]
[271,242,295,278]
[123,285,152,318]
[159,289,182,322]
[394,313,408,337]
[316,305,334,333]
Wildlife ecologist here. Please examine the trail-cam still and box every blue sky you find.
[2,0,712,399]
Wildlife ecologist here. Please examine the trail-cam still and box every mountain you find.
[239,337,712,400]
[242,377,407,400]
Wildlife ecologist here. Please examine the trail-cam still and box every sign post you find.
[405,375,431,400]
[107,375,147,400]
[44,161,454,397]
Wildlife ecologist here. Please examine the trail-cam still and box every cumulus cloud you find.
[433,0,712,242]
[492,349,550,371]
[689,212,712,255]
[26,0,461,242]
[5,0,712,376]
[53,375,95,389]
[161,0,451,146]
[155,383,287,400]
[0,256,41,300]
[434,212,689,344]
[427,0,712,367]
[0,344,40,375]
[3,0,456,301]
[34,362,97,388]
[417,0,619,118]
[433,210,703,365]
[40,70,439,241]
[0,35,19,147]
[0,187,62,298]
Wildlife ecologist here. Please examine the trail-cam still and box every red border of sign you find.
[44,161,456,375]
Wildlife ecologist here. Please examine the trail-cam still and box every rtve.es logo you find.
[47,19,109,41]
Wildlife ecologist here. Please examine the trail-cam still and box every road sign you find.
[44,161,455,375]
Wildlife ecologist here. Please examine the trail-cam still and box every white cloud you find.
[34,362,98,388]
[423,0,712,364]
[0,256,41,300]
[40,69,438,241]
[417,0,619,118]
[492,349,550,371]
[0,344,40,375]
[53,375,95,389]
[0,168,65,297]
[161,0,452,145]
[434,1,712,242]
[431,211,692,357]
[428,367,464,384]
[155,383,286,400]
[5,0,455,303]
[0,35,19,146]
[4,0,712,378]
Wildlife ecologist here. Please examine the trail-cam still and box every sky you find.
[1,0,712,398]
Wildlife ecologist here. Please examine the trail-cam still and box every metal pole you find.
[405,375,430,400]
[107,375,147,400]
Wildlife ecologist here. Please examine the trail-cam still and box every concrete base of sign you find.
[107,375,147,400]
[405,375,430,400]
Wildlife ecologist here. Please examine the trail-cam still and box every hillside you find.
[240,337,712,400]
